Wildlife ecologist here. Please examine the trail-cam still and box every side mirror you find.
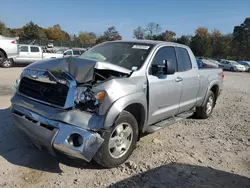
[151,60,175,75]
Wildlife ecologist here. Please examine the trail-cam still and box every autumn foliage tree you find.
[76,32,97,45]
[46,24,70,41]
[22,21,47,40]
[0,17,249,60]
[96,26,122,44]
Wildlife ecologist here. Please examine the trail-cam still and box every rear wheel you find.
[94,111,138,168]
[195,91,215,119]
[2,58,13,68]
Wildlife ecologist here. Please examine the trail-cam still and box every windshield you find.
[79,42,154,70]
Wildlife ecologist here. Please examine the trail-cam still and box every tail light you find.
[221,72,224,79]
[11,40,16,44]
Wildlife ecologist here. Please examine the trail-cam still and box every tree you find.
[22,21,47,40]
[232,17,250,60]
[46,24,70,41]
[144,22,161,39]
[103,26,122,41]
[211,29,224,58]
[190,27,212,57]
[0,21,10,36]
[76,32,96,45]
[96,26,122,43]
[176,35,191,46]
[133,26,145,39]
[162,30,176,41]
[7,28,24,38]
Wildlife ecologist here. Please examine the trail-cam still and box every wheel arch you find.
[201,82,220,107]
[0,48,7,58]
[103,92,147,138]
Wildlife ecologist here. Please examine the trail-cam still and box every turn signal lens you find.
[95,91,105,100]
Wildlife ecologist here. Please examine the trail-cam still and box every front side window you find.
[151,47,177,72]
[30,47,39,52]
[176,47,192,72]
[19,46,28,52]
[65,50,73,56]
[80,42,153,70]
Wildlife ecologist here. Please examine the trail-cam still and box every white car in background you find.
[238,61,250,72]
[220,60,246,72]
[47,43,54,48]
[0,35,19,67]
[12,45,64,66]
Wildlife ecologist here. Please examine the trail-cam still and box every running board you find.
[145,110,194,133]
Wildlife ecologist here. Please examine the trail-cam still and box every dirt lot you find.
[0,68,249,188]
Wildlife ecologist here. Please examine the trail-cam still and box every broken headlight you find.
[74,87,105,106]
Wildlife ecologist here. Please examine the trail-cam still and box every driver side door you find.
[147,46,183,125]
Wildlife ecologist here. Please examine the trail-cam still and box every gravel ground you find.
[0,68,249,188]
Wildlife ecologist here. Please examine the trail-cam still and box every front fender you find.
[103,92,147,128]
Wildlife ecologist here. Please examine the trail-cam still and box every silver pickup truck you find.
[11,40,224,167]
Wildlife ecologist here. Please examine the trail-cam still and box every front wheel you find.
[230,67,234,72]
[94,111,138,168]
[195,91,215,119]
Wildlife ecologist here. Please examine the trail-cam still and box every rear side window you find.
[30,47,40,52]
[19,46,28,52]
[176,47,192,71]
[73,50,80,55]
[151,47,177,71]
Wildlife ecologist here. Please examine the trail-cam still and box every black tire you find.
[195,91,215,119]
[94,111,138,168]
[248,68,250,73]
[230,67,234,72]
[1,58,14,68]
[0,51,7,67]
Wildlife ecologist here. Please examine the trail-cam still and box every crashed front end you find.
[10,57,131,161]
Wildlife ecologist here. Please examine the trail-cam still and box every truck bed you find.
[196,68,224,107]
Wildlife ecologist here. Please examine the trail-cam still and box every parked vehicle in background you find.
[11,40,224,167]
[55,49,66,54]
[0,35,19,68]
[238,61,250,72]
[207,59,223,68]
[196,57,220,68]
[63,48,87,57]
[220,60,246,72]
[47,43,54,48]
[12,45,64,66]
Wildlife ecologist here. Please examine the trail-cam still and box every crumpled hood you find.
[26,56,131,83]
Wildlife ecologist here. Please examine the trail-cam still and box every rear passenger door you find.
[29,46,42,63]
[175,47,200,113]
[73,50,81,57]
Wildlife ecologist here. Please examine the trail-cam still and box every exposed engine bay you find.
[20,57,133,113]
[74,69,129,112]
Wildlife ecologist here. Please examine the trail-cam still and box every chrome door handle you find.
[175,77,183,82]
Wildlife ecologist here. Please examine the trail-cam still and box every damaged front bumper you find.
[11,94,104,162]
